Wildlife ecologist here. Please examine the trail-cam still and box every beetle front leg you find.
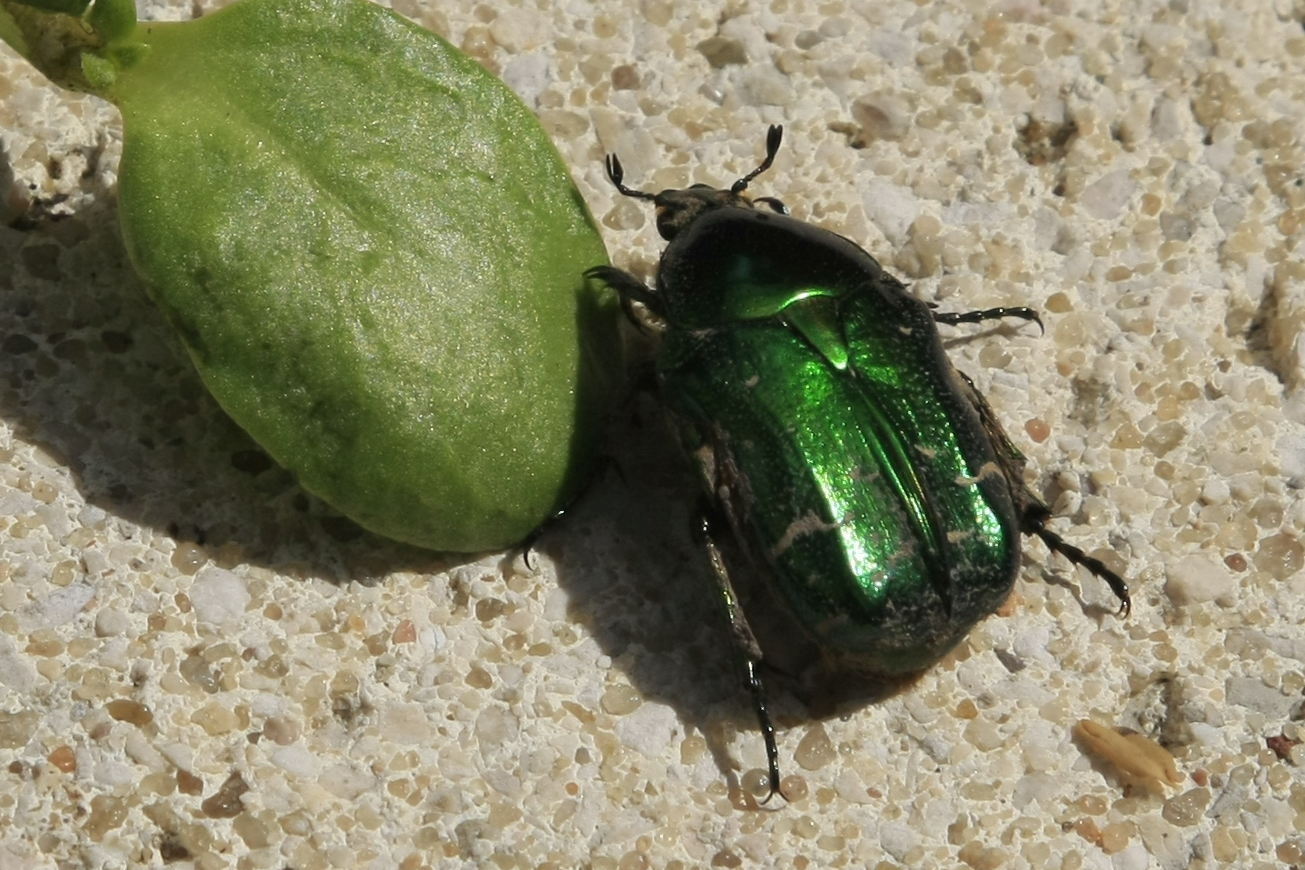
[695,508,785,804]
[585,265,667,321]
[932,304,1044,334]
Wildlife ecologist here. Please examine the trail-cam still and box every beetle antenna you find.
[731,125,784,194]
[604,154,656,201]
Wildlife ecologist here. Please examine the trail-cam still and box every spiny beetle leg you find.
[695,509,784,803]
[933,305,1044,335]
[621,294,656,336]
[516,455,625,571]
[1023,507,1132,617]
[955,369,1131,618]
[743,658,782,804]
[585,265,667,320]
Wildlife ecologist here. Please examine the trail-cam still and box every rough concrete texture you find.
[1,0,1303,867]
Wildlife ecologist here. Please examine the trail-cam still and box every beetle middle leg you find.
[695,505,785,804]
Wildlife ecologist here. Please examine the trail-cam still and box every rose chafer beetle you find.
[587,126,1130,802]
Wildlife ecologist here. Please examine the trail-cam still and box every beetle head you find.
[602,125,789,241]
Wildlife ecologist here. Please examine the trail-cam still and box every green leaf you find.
[105,0,619,551]
[0,0,100,86]
[0,5,31,58]
[8,0,89,16]
[0,0,134,76]
[86,0,136,44]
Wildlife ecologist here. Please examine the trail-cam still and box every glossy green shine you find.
[655,207,1021,674]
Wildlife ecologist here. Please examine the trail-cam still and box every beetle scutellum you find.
[587,126,1130,802]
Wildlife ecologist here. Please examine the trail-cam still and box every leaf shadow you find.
[0,197,458,585]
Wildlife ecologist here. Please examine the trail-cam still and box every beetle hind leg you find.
[696,510,785,804]
[1022,506,1132,617]
[953,370,1131,618]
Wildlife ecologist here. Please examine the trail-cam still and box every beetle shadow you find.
[542,400,916,792]
[540,399,763,787]
[1025,561,1125,621]
[0,200,458,585]
[937,321,1035,352]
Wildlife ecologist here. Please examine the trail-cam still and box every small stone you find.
[737,68,794,106]
[600,684,641,716]
[697,37,747,67]
[189,566,250,627]
[271,743,320,779]
[852,93,912,142]
[201,771,249,818]
[1074,817,1101,843]
[94,607,131,637]
[319,763,377,800]
[1099,821,1135,854]
[170,541,208,575]
[1164,554,1235,605]
[880,821,920,860]
[1078,169,1136,220]
[380,702,434,745]
[84,794,128,841]
[614,701,677,758]
[124,731,166,771]
[106,699,153,727]
[957,840,1007,870]
[177,769,204,795]
[262,716,301,746]
[964,718,1005,752]
[611,65,639,90]
[1162,788,1211,826]
[31,583,96,628]
[392,619,417,644]
[1253,533,1304,580]
[1225,677,1296,718]
[0,710,40,749]
[794,723,837,771]
[488,9,548,53]
[47,745,77,772]
[741,768,771,800]
[233,813,272,849]
[191,702,238,735]
[1267,733,1300,761]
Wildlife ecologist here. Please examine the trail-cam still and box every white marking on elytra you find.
[771,510,844,559]
[849,465,879,483]
[954,461,1004,487]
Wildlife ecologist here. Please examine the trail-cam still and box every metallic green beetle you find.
[588,126,1130,802]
